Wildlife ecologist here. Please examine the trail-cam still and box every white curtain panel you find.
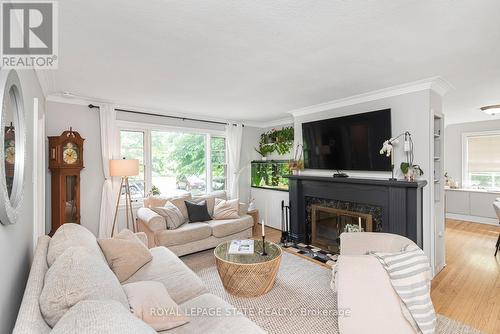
[98,104,118,238]
[226,123,243,199]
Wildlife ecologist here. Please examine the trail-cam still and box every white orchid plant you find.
[379,138,398,158]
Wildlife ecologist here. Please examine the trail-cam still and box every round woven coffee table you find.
[214,240,282,297]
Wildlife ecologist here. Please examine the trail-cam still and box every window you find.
[464,133,500,189]
[119,127,226,198]
[211,136,227,191]
[119,130,145,199]
[152,131,207,196]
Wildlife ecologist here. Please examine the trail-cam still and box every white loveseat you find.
[137,191,254,256]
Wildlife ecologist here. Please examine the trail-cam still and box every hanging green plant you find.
[254,126,294,157]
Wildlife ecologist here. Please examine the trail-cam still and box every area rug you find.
[281,241,338,267]
[181,250,484,334]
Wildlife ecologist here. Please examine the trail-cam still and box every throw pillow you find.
[51,300,156,334]
[122,281,189,331]
[151,202,184,229]
[170,196,191,222]
[185,200,212,222]
[213,198,240,220]
[47,223,106,267]
[97,229,153,282]
[40,247,129,328]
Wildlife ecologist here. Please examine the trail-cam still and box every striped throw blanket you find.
[371,244,436,334]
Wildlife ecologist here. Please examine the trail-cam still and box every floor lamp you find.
[110,159,139,236]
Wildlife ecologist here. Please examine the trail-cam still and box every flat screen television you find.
[302,109,392,171]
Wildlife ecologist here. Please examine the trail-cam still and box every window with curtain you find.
[119,128,226,198]
[464,133,500,189]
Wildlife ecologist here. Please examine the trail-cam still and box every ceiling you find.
[41,0,500,124]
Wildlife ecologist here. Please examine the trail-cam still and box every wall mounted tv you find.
[302,109,392,171]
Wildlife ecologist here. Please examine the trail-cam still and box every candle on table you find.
[262,220,265,237]
[358,216,362,230]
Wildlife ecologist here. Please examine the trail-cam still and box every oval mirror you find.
[0,69,25,225]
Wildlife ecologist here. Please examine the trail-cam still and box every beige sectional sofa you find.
[14,224,264,333]
[137,191,254,256]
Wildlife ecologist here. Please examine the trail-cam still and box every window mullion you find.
[206,134,212,194]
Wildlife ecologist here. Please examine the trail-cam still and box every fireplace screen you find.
[311,205,373,252]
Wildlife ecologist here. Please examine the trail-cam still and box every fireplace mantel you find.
[286,175,427,248]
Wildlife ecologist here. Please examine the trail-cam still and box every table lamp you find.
[109,158,139,236]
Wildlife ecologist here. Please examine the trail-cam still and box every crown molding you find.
[288,77,454,118]
[46,93,242,126]
[244,117,294,128]
[46,93,103,106]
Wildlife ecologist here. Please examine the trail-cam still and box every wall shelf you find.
[433,111,446,275]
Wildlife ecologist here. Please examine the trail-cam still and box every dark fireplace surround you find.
[287,175,427,248]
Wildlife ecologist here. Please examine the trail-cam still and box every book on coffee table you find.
[228,240,254,255]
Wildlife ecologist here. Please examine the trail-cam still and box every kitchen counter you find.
[445,188,499,224]
[445,187,500,195]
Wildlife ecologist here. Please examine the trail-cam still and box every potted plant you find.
[273,127,294,155]
[147,184,161,197]
[254,127,294,159]
[400,162,424,181]
[289,144,304,175]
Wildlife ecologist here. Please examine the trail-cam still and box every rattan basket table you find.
[214,240,282,297]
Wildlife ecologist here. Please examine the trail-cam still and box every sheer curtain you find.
[226,123,243,199]
[98,104,118,237]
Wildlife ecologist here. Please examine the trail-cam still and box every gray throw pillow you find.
[185,200,212,222]
[151,202,184,229]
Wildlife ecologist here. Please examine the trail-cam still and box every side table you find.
[247,209,259,237]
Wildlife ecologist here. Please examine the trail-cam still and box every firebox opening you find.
[311,205,373,253]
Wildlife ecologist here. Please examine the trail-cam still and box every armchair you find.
[335,232,419,334]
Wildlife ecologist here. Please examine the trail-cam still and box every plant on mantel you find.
[255,126,294,159]
[289,144,304,175]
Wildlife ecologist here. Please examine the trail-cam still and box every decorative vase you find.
[261,156,267,161]
[404,166,415,181]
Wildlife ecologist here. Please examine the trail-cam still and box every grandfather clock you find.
[48,128,85,235]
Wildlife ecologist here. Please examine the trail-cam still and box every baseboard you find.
[446,213,499,226]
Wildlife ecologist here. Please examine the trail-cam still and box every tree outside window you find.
[119,128,226,198]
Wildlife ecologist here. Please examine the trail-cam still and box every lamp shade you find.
[109,159,139,177]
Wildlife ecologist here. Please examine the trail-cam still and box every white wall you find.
[293,90,437,269]
[238,126,261,202]
[45,102,104,235]
[241,125,294,232]
[0,69,45,333]
[444,119,500,187]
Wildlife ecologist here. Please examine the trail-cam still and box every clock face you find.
[63,142,79,164]
[5,139,15,164]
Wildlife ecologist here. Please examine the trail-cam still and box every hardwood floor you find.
[256,220,500,333]
[431,219,500,334]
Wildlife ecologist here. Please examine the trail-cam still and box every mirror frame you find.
[0,69,25,225]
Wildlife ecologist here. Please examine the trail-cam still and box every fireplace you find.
[287,175,427,248]
[311,205,373,252]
